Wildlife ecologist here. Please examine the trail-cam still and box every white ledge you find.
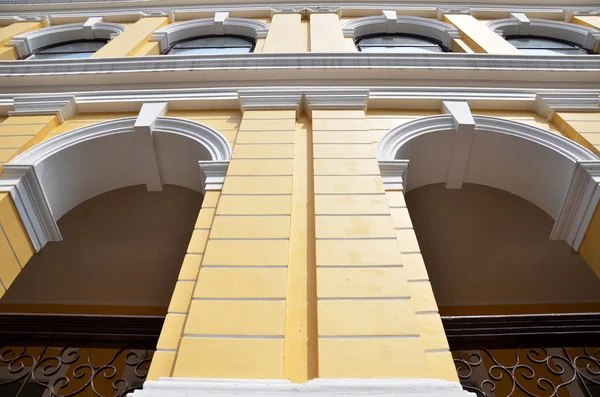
[130,378,473,397]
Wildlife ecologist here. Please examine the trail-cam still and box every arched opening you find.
[379,115,600,395]
[0,116,229,396]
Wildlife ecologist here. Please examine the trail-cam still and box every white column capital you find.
[9,95,78,123]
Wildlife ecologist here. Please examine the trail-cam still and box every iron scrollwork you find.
[453,345,600,397]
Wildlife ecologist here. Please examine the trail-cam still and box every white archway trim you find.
[488,17,600,52]
[343,13,460,49]
[8,20,126,59]
[1,116,231,252]
[377,114,600,250]
[151,14,269,53]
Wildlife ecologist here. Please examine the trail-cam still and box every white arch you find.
[0,116,231,251]
[8,22,126,59]
[377,115,600,248]
[488,18,600,52]
[343,15,460,49]
[151,17,269,53]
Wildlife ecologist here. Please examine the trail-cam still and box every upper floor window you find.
[167,35,254,55]
[28,40,108,60]
[356,34,446,53]
[506,36,589,55]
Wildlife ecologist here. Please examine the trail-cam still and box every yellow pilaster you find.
[0,115,61,173]
[553,112,600,156]
[263,14,304,52]
[0,22,43,60]
[0,193,35,297]
[309,13,350,52]
[147,193,220,381]
[443,14,520,54]
[171,110,297,379]
[311,110,458,381]
[580,203,600,277]
[91,17,168,58]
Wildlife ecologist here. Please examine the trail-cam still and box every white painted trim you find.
[441,101,475,189]
[198,160,229,192]
[343,13,460,49]
[134,102,169,191]
[551,161,600,249]
[0,165,61,252]
[534,92,600,120]
[9,95,77,123]
[5,116,230,251]
[151,17,269,52]
[238,89,303,112]
[304,89,369,115]
[378,160,409,191]
[130,377,473,396]
[488,17,600,52]
[8,21,126,58]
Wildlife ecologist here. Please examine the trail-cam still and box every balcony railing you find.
[0,314,163,397]
[444,313,600,397]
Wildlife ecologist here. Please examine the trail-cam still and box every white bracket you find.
[214,12,229,36]
[378,160,410,191]
[83,17,103,40]
[134,102,169,192]
[382,10,397,34]
[198,161,229,193]
[442,101,475,190]
[510,13,530,35]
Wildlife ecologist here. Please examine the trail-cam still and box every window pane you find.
[38,41,106,54]
[32,52,95,59]
[169,46,252,55]
[174,36,253,49]
[359,46,443,53]
[360,36,437,47]
[508,37,576,49]
[518,47,587,55]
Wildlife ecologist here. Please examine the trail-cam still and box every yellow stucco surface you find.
[443,14,520,54]
[263,13,303,53]
[92,17,168,58]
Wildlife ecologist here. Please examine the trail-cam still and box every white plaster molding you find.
[0,164,61,252]
[238,90,303,112]
[130,377,473,397]
[150,17,268,52]
[534,92,600,120]
[9,95,77,123]
[488,17,600,52]
[304,89,369,116]
[551,161,600,249]
[6,116,230,251]
[441,101,475,189]
[8,21,126,58]
[134,102,169,191]
[378,160,409,191]
[343,14,460,48]
[198,160,229,192]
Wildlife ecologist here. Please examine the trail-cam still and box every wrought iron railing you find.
[0,314,163,397]
[444,314,600,397]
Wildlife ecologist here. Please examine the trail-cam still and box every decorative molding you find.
[238,90,303,112]
[131,377,472,397]
[8,21,126,58]
[378,160,410,191]
[534,92,600,120]
[134,102,169,191]
[198,160,229,192]
[304,89,369,116]
[551,161,600,250]
[151,17,268,52]
[441,101,475,189]
[0,164,61,252]
[343,13,460,48]
[9,95,77,123]
[488,17,600,52]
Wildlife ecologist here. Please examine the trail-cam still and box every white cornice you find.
[9,95,77,122]
[534,92,600,119]
[238,90,303,112]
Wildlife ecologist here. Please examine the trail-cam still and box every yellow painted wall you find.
[553,112,600,156]
[263,14,304,52]
[0,22,43,60]
[44,112,139,142]
[366,109,441,146]
[443,14,520,54]
[92,17,168,58]
[309,13,350,52]
[165,110,242,146]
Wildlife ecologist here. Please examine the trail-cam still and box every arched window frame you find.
[343,13,460,51]
[355,32,449,53]
[8,21,126,60]
[488,17,600,53]
[151,15,268,54]
[27,39,110,60]
[165,34,256,55]
[505,35,591,55]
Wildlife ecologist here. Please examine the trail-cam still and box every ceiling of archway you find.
[0,184,202,315]
[406,183,600,315]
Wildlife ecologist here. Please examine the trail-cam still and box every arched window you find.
[356,34,446,53]
[167,35,254,55]
[27,39,108,60]
[506,36,589,55]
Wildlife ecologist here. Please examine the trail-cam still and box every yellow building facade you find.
[0,0,599,396]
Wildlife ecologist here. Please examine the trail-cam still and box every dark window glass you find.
[29,40,107,60]
[356,34,445,53]
[168,35,254,55]
[507,36,588,55]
